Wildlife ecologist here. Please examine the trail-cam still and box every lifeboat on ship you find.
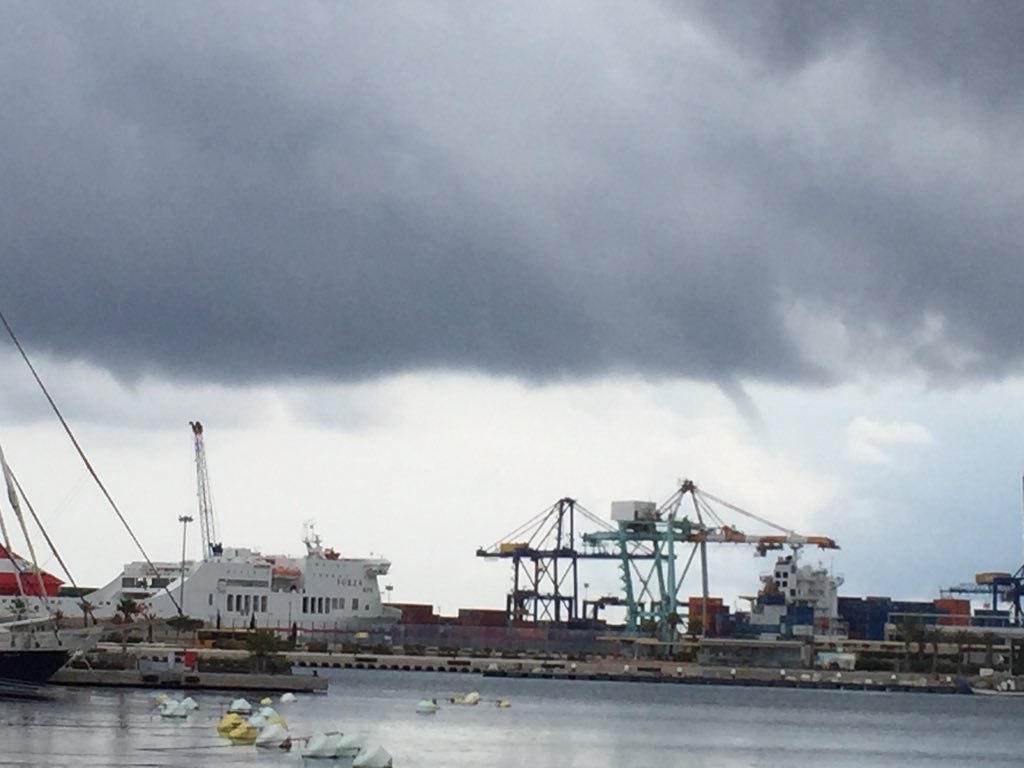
[272,565,301,579]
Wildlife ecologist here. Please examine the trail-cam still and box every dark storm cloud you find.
[2,2,1023,387]
[680,0,1024,107]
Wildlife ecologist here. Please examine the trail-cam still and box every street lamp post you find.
[178,515,193,616]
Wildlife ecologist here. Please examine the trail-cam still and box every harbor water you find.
[0,668,1022,766]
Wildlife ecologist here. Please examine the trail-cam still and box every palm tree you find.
[79,599,96,626]
[116,597,138,624]
[896,616,924,672]
[982,632,997,669]
[246,630,283,674]
[953,630,973,676]
[115,597,140,654]
[925,628,944,677]
[687,616,704,640]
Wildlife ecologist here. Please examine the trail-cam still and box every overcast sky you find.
[3,2,1024,616]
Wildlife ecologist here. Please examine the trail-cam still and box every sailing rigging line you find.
[10,468,91,618]
[0,448,51,608]
[0,441,31,601]
[0,309,181,614]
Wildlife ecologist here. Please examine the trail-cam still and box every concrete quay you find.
[51,667,328,693]
[285,650,966,694]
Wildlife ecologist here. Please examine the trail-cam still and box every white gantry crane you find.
[190,421,222,559]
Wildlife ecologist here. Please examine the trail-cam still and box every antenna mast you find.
[190,421,221,559]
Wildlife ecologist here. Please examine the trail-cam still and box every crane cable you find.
[0,309,181,615]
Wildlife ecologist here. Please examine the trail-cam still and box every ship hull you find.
[0,649,70,683]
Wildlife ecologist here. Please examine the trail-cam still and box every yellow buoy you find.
[227,722,259,745]
[216,713,244,735]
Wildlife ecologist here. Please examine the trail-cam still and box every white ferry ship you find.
[86,523,400,633]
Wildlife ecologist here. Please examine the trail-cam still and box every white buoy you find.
[258,706,279,719]
[159,701,188,719]
[254,722,291,749]
[354,741,393,768]
[280,692,297,704]
[248,713,268,729]
[228,697,252,714]
[301,732,358,761]
[416,699,440,714]
[180,696,199,711]
[337,732,367,753]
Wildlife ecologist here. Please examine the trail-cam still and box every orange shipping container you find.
[934,598,970,627]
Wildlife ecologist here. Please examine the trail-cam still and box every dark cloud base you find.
[2,2,1023,388]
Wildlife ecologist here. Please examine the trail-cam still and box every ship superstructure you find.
[88,523,399,634]
[743,550,845,637]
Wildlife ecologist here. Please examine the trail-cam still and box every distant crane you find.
[190,421,222,559]
[476,497,655,624]
[584,479,840,643]
[941,474,1024,626]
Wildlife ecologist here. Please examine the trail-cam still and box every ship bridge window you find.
[352,598,359,611]
[302,596,309,614]
[227,595,234,612]
[338,598,345,610]
[260,595,267,612]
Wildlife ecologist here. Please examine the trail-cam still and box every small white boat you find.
[971,686,1024,697]
[416,699,440,714]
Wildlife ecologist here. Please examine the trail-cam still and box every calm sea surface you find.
[0,668,1022,767]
